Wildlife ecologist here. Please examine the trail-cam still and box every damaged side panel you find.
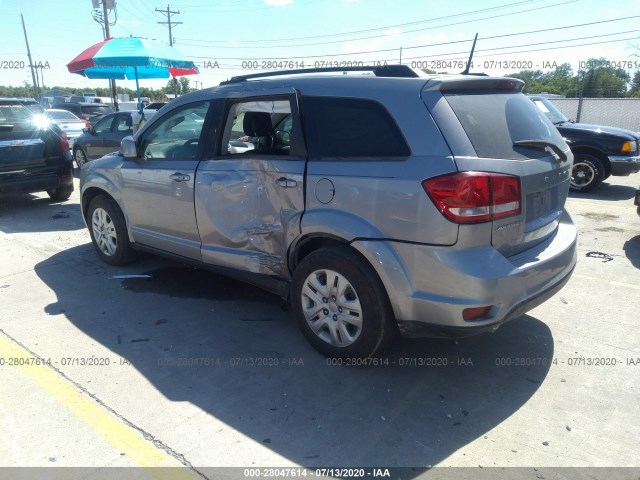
[195,158,305,277]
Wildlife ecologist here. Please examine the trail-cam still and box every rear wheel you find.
[291,246,397,359]
[47,187,72,202]
[570,154,604,193]
[87,195,139,266]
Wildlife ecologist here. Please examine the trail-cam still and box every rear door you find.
[194,89,306,277]
[422,80,572,257]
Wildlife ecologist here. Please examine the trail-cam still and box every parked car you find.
[57,102,113,121]
[529,95,640,193]
[142,102,167,121]
[73,112,133,167]
[80,66,577,358]
[0,99,73,201]
[46,109,88,149]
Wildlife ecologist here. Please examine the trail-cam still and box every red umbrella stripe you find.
[66,37,112,72]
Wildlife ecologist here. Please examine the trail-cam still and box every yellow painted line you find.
[573,273,640,290]
[0,333,196,480]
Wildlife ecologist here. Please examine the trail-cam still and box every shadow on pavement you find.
[568,183,637,201]
[623,235,640,270]
[0,193,84,233]
[35,246,555,471]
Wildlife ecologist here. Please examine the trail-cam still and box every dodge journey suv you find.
[80,66,577,358]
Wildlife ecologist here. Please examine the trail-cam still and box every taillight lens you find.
[59,132,69,151]
[422,172,521,224]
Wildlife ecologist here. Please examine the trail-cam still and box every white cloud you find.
[264,0,293,6]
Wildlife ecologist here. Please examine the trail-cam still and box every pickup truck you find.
[529,96,640,193]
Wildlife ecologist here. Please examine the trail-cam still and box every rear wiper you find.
[513,139,568,162]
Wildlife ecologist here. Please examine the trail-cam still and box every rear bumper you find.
[352,210,577,337]
[0,168,74,196]
[609,155,640,176]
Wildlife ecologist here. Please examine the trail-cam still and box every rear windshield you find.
[81,105,113,115]
[48,110,79,121]
[445,92,565,160]
[0,104,36,137]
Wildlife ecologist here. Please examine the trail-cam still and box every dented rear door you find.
[195,88,306,277]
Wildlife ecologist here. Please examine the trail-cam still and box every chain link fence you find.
[549,98,640,132]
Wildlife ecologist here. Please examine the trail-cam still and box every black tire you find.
[47,186,73,202]
[570,154,605,193]
[87,195,139,266]
[74,146,88,168]
[291,246,397,359]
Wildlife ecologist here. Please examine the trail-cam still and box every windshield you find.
[530,97,569,124]
[81,105,113,115]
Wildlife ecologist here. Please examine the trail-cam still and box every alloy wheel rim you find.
[91,208,117,256]
[301,269,363,347]
[75,149,86,166]
[571,162,595,187]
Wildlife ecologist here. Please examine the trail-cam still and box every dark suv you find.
[529,96,640,192]
[57,102,113,121]
[0,99,74,201]
[80,66,577,358]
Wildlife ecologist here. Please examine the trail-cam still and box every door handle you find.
[275,177,297,188]
[170,173,191,182]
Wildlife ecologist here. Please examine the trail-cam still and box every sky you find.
[1,0,640,93]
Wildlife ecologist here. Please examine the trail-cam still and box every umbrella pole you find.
[134,66,142,113]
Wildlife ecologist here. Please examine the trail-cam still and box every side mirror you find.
[120,136,138,159]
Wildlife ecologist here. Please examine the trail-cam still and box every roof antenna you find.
[462,33,478,75]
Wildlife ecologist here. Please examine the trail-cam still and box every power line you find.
[177,0,546,44]
[176,0,580,49]
[185,17,640,61]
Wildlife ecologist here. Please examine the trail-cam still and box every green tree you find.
[628,70,640,97]
[578,58,629,97]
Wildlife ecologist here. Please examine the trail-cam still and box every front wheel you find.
[87,195,139,266]
[291,246,397,359]
[570,154,605,193]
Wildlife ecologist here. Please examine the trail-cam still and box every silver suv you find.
[80,66,577,358]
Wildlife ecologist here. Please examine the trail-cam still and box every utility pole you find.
[156,4,182,97]
[101,0,118,111]
[21,14,40,100]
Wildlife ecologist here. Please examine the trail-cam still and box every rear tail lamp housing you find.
[423,172,521,224]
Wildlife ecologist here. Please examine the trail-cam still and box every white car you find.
[46,109,87,149]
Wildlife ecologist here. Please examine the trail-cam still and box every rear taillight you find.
[422,172,521,224]
[59,132,69,151]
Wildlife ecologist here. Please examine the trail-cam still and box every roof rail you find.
[219,64,421,85]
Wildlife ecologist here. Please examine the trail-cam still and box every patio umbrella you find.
[67,36,199,109]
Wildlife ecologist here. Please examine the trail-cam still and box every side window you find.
[303,97,410,159]
[140,101,210,160]
[222,98,293,156]
[115,115,133,133]
[93,116,114,134]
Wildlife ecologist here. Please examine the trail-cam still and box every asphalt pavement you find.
[0,173,639,480]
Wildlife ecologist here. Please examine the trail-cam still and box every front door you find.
[195,90,306,277]
[85,114,114,159]
[120,100,212,261]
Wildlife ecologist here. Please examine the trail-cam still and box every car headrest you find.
[243,112,272,137]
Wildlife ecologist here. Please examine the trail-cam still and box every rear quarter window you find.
[302,96,410,159]
[445,92,565,160]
